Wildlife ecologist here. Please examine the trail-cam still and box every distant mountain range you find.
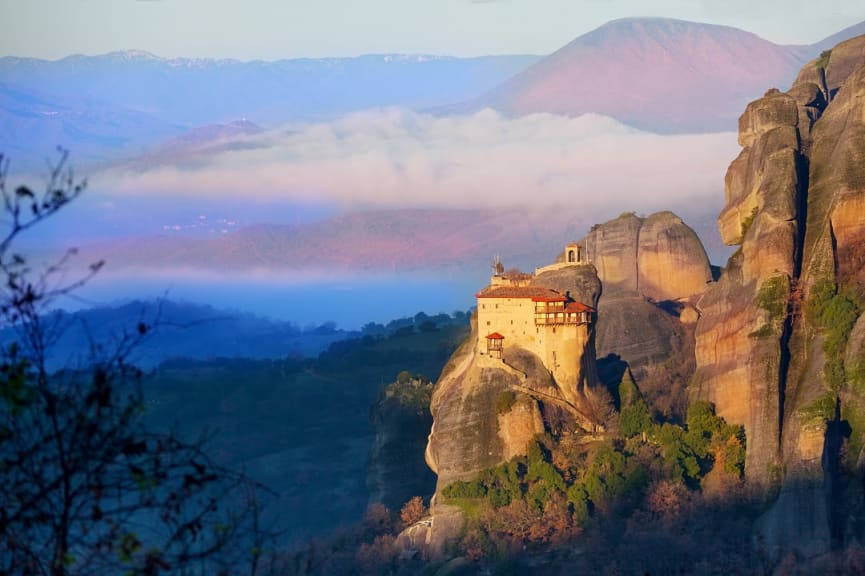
[1,299,350,370]
[76,204,733,278]
[81,207,588,274]
[4,298,471,370]
[3,17,864,169]
[464,18,865,132]
[0,53,539,169]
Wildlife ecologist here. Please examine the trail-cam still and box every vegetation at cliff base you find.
[440,376,745,561]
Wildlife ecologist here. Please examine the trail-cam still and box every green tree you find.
[618,370,652,438]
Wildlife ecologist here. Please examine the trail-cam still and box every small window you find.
[486,321,491,326]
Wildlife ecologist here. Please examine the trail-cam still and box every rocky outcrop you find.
[424,261,605,555]
[367,377,437,511]
[693,80,806,487]
[693,34,865,562]
[580,211,712,303]
[427,264,603,489]
[579,211,712,418]
[636,212,714,303]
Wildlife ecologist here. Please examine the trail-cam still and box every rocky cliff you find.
[693,35,865,560]
[367,375,437,511]
[426,264,603,487]
[417,35,865,565]
[423,261,604,550]
[579,211,713,418]
[420,217,715,550]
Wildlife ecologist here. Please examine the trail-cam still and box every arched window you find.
[568,249,576,262]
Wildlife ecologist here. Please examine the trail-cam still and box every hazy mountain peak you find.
[475,16,806,133]
[113,49,161,60]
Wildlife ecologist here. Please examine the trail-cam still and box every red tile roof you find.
[565,301,595,313]
[475,285,594,311]
[485,332,505,340]
[475,286,566,301]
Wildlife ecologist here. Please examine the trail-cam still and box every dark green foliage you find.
[616,369,640,406]
[150,320,467,546]
[0,344,34,416]
[494,390,517,415]
[440,398,747,568]
[442,440,568,512]
[684,401,746,478]
[442,480,487,500]
[806,278,837,323]
[620,399,652,438]
[686,401,723,458]
[482,460,524,508]
[526,442,566,509]
[802,394,838,423]
[656,423,702,483]
[822,294,860,391]
[578,442,646,509]
[756,275,789,320]
[806,279,862,391]
[619,371,652,438]
[566,484,590,523]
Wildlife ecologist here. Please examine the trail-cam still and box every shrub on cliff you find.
[399,496,428,527]
[807,278,862,391]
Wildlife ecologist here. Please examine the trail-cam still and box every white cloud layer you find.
[105,108,739,214]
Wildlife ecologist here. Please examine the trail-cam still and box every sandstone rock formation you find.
[693,34,865,561]
[423,258,605,552]
[579,211,713,418]
[426,263,603,488]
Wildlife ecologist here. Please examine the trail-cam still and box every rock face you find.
[580,211,713,418]
[427,264,603,488]
[693,34,865,561]
[581,211,712,302]
[367,378,437,511]
[424,259,605,553]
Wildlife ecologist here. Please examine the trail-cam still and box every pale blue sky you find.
[2,0,864,60]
